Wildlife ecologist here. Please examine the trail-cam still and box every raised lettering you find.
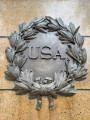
[53,50,61,60]
[41,46,52,59]
[29,46,39,59]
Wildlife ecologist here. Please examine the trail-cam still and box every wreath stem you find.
[48,95,54,110]
[36,95,42,110]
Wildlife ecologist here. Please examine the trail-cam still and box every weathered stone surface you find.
[0,91,90,120]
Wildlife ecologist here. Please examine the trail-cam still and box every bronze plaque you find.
[5,17,87,110]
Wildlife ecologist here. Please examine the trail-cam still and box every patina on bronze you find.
[5,16,87,110]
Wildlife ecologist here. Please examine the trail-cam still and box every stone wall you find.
[0,0,90,120]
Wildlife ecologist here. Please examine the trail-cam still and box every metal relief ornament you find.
[5,16,87,110]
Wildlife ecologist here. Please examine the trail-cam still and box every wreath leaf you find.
[5,65,20,81]
[48,24,59,30]
[21,22,33,32]
[33,17,45,24]
[65,60,88,81]
[35,27,47,33]
[16,41,27,52]
[5,47,15,62]
[75,33,84,48]
[19,22,26,33]
[69,22,75,34]
[46,16,58,26]
[19,69,34,88]
[15,82,30,90]
[36,21,48,28]
[81,48,87,64]
[66,44,81,63]
[74,26,80,35]
[54,70,67,87]
[57,18,64,27]
[9,31,19,48]
[58,84,76,96]
[58,30,74,43]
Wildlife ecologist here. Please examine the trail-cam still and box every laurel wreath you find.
[5,16,87,110]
